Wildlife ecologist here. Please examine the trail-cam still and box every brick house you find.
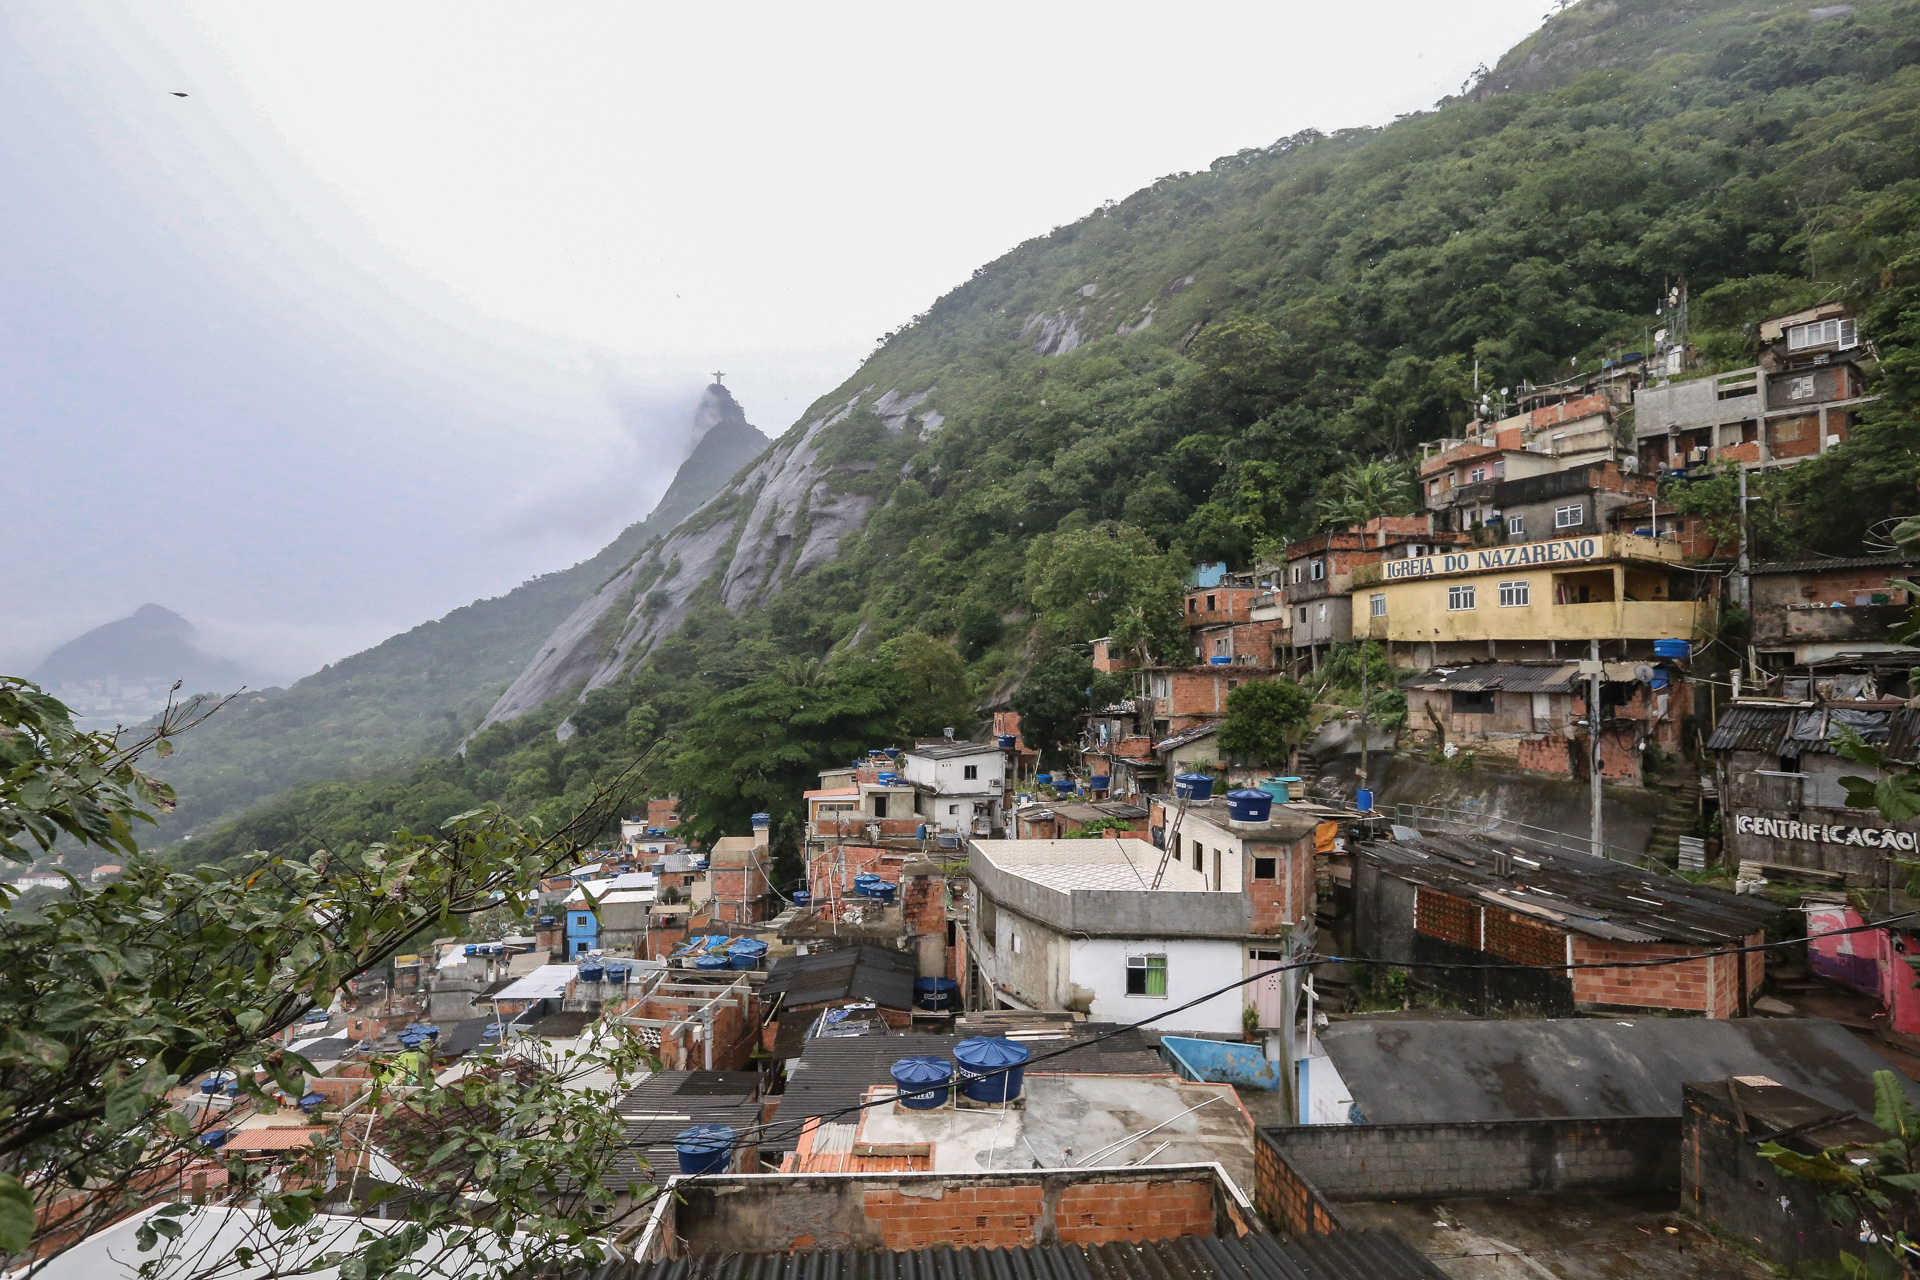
[1748,554,1919,667]
[1352,832,1777,1017]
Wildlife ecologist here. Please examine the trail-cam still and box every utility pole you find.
[1734,465,1751,610]
[1588,638,1604,859]
[1358,646,1371,796]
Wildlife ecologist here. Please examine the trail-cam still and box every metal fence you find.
[1388,802,1670,874]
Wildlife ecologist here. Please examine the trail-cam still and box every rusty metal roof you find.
[1705,704,1793,753]
[625,1230,1447,1280]
[1404,662,1673,694]
[1708,703,1920,757]
[1357,832,1779,946]
[1750,555,1920,576]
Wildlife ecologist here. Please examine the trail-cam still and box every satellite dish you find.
[1634,664,1655,683]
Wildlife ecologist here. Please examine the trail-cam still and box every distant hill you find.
[31,604,252,725]
[146,384,768,836]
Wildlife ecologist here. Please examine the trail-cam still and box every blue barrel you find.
[1654,638,1691,659]
[997,734,1017,749]
[1035,773,1052,786]
[1226,788,1273,822]
[954,1036,1030,1103]
[891,1057,954,1109]
[578,961,604,982]
[604,964,630,985]
[1174,772,1214,801]
[1651,669,1669,689]
[1356,788,1374,813]
[673,1124,734,1175]
[695,955,730,971]
[793,890,811,905]
[464,944,478,956]
[914,976,959,1010]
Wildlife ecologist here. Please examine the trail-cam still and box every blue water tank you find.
[1653,639,1691,659]
[1174,773,1215,801]
[891,1056,954,1109]
[578,961,604,982]
[997,734,1017,749]
[1208,655,1232,665]
[1035,773,1053,786]
[1356,788,1374,813]
[464,944,478,956]
[695,955,731,971]
[954,1036,1030,1103]
[1226,788,1273,823]
[1089,774,1110,791]
[877,771,898,785]
[604,964,631,985]
[729,940,768,970]
[1257,777,1296,802]
[870,882,898,905]
[673,1124,735,1176]
[793,890,812,905]
[751,812,771,827]
[914,976,959,1011]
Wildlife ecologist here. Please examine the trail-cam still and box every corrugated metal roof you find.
[1709,703,1920,757]
[1316,1017,1920,1126]
[772,1025,1167,1156]
[762,946,917,1012]
[1357,832,1779,946]
[1705,704,1791,753]
[612,1071,763,1185]
[1154,723,1219,751]
[1400,662,1663,694]
[625,1229,1446,1280]
[1750,555,1920,576]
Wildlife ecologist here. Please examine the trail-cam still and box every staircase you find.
[1642,777,1704,867]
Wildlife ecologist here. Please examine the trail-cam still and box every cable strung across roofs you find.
[634,909,1920,1168]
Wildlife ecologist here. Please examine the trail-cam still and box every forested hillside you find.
[144,387,767,839]
[169,0,1920,866]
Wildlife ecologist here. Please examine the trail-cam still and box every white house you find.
[901,740,1007,835]
[965,835,1311,1036]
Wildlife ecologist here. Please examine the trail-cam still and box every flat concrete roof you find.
[829,1073,1256,1193]
[971,838,1209,893]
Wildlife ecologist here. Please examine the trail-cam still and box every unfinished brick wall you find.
[862,1184,1047,1249]
[1054,1179,1215,1244]
[1246,836,1315,933]
[1254,1128,1346,1236]
[1570,933,1761,1017]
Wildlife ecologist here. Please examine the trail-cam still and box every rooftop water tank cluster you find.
[853,874,897,904]
[883,1036,1031,1111]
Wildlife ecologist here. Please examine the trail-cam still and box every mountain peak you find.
[690,381,749,448]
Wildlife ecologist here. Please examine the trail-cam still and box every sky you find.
[1,0,1551,681]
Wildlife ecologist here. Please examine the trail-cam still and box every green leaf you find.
[0,1173,34,1255]
[155,737,173,759]
[1872,775,1920,824]
[135,1222,157,1252]
[1757,1141,1861,1185]
[104,1082,151,1131]
[1874,1070,1920,1143]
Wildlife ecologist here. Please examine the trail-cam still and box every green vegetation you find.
[1012,650,1128,770]
[1759,1069,1920,1277]
[0,679,651,1273]
[1217,679,1316,769]
[165,0,1920,858]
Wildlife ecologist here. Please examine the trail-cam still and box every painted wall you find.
[1069,936,1247,1035]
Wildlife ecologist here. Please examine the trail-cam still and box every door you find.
[1248,950,1288,1029]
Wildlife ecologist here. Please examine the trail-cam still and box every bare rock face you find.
[473,384,937,736]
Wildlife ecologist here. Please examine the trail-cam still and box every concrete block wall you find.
[1257,1117,1679,1209]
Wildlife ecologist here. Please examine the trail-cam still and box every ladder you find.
[1149,792,1192,890]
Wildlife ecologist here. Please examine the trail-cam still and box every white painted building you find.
[901,740,1007,834]
[966,837,1303,1036]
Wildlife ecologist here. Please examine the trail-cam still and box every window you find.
[1787,317,1857,351]
[1187,597,1197,614]
[1309,560,1326,581]
[947,920,957,946]
[1290,566,1302,584]
[1205,594,1217,611]
[1316,602,1327,620]
[873,795,889,819]
[1787,375,1817,401]
[1192,839,1203,871]
[1253,857,1277,880]
[1297,607,1308,623]
[1370,593,1386,617]
[1009,931,1021,955]
[1498,580,1530,607]
[1507,515,1524,536]
[1469,466,1486,483]
[1428,479,1440,495]
[1451,690,1496,713]
[1554,504,1583,529]
[1447,584,1476,611]
[1126,954,1168,997]
[948,804,959,815]
[963,764,979,780]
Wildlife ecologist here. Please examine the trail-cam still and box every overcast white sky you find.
[2,0,1550,679]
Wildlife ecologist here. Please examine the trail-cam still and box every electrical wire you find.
[645,907,1920,1169]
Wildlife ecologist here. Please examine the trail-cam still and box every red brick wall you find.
[1570,932,1762,1017]
[1244,836,1314,933]
[1055,1180,1214,1244]
[857,1176,1220,1250]
[1517,736,1574,774]
[862,1184,1045,1249]
[1254,1133,1345,1235]
[710,861,769,923]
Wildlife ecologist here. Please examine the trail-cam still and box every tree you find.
[1216,678,1315,770]
[668,659,905,847]
[876,632,973,737]
[1758,1070,1920,1277]
[1011,650,1125,770]
[1317,642,1407,731]
[0,678,655,1278]
[1311,459,1417,531]
[1025,521,1185,667]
